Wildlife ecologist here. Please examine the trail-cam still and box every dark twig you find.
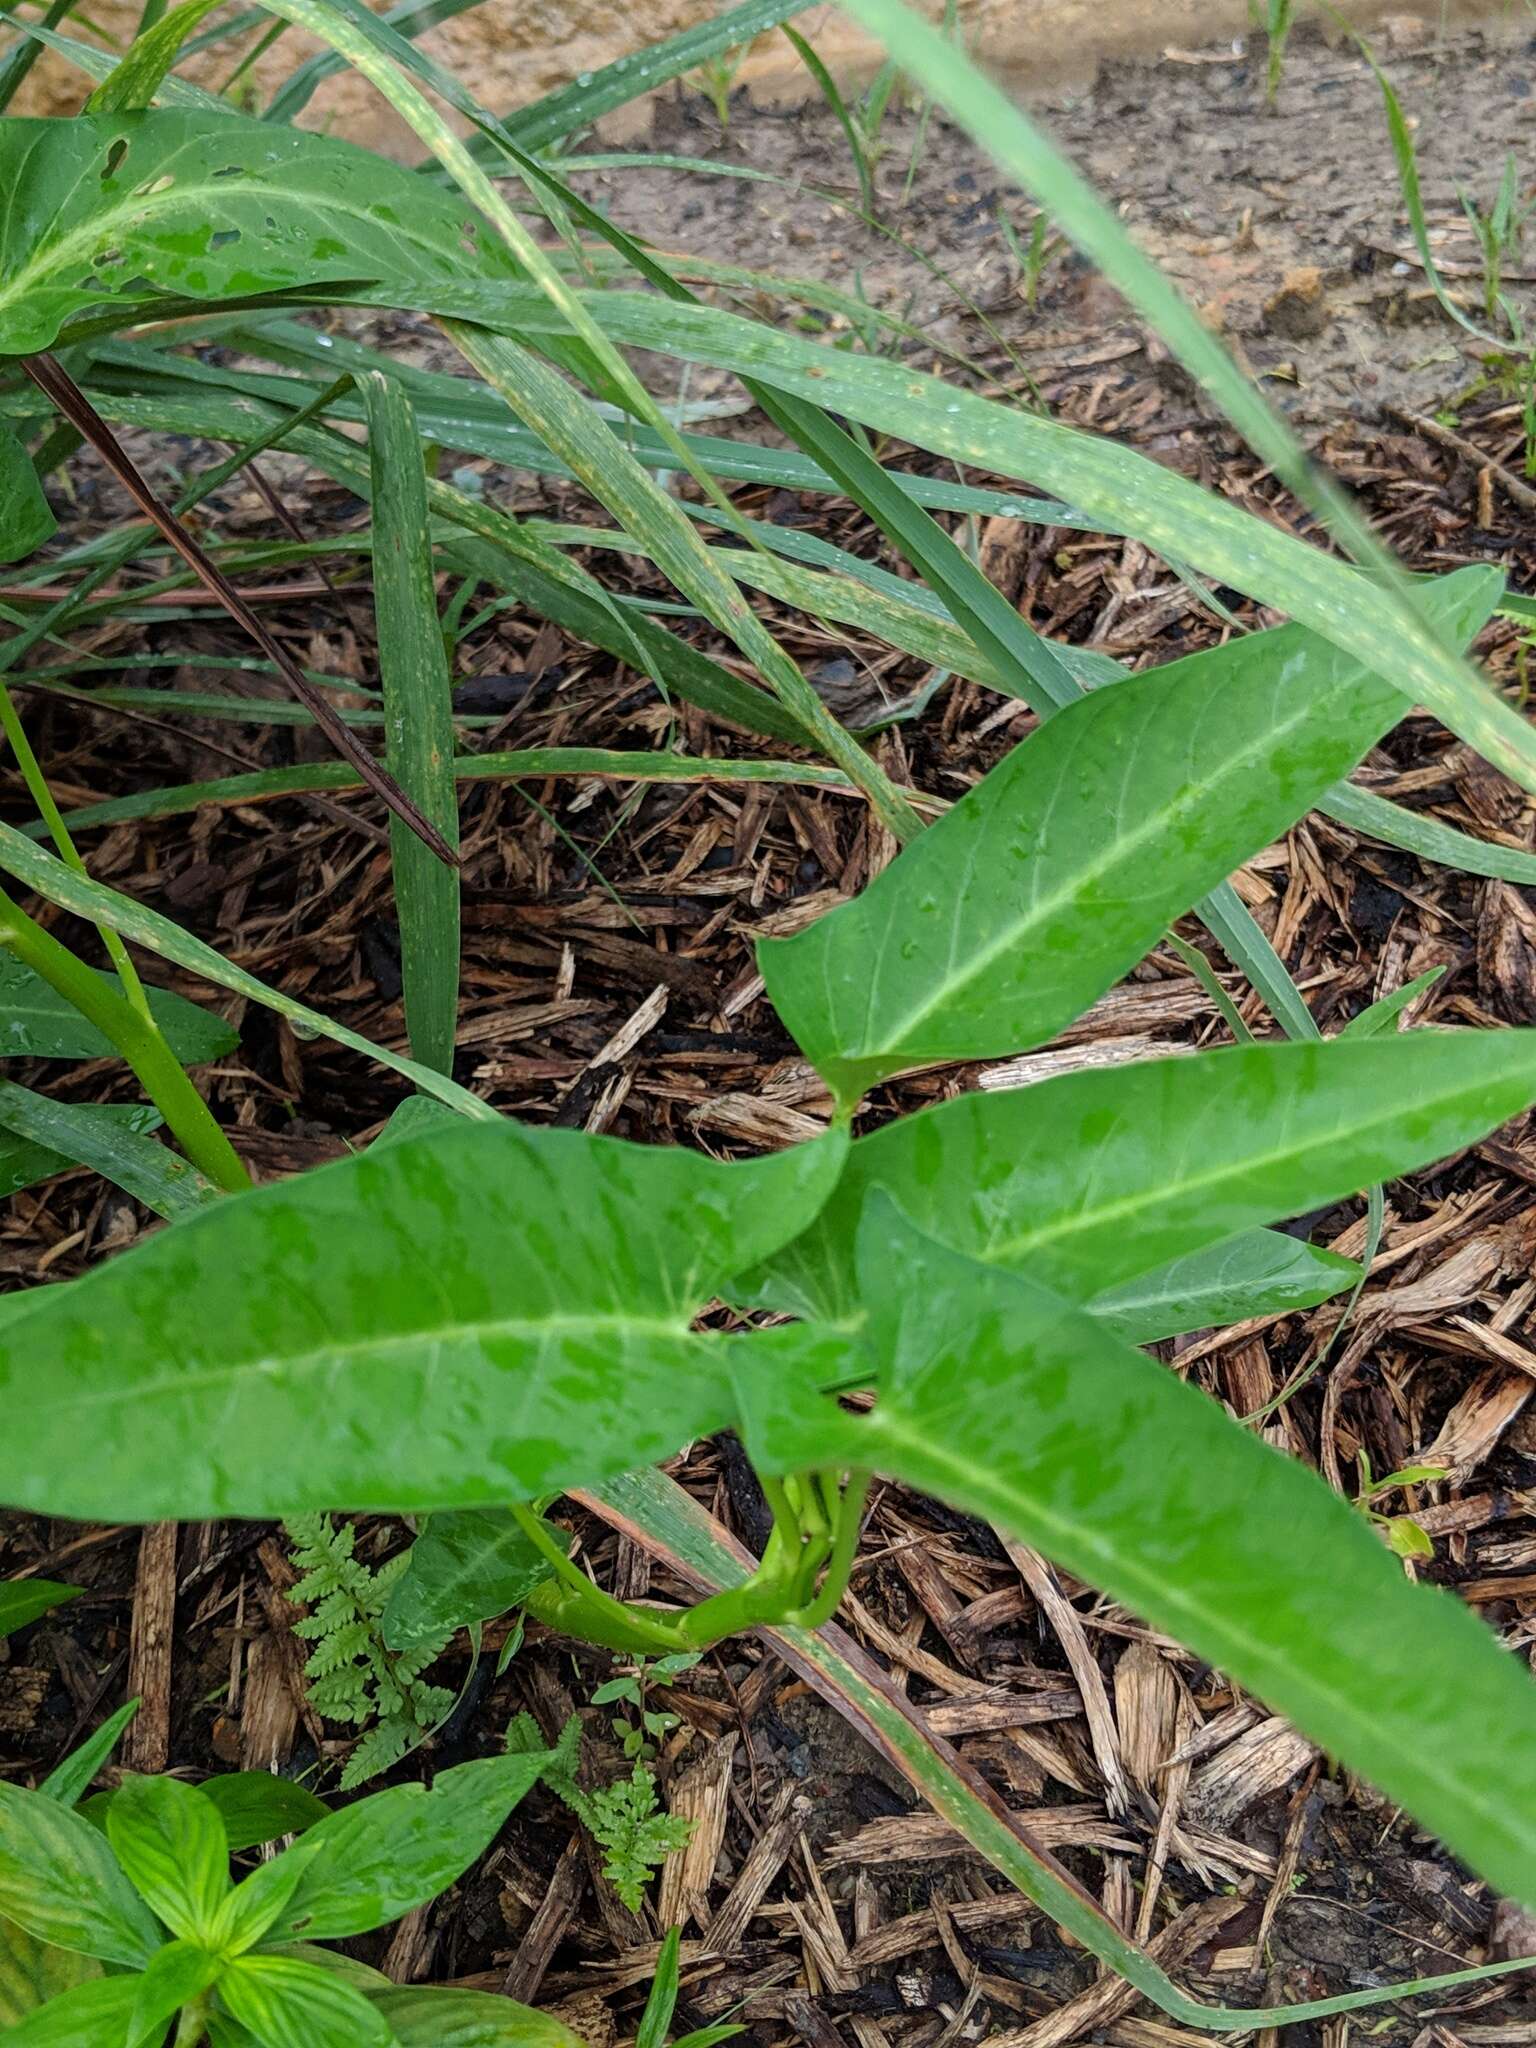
[21,352,458,867]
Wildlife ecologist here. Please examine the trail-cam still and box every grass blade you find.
[827,0,1536,796]
[362,371,460,1075]
[0,819,494,1121]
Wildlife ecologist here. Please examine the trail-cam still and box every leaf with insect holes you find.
[382,1509,567,1649]
[739,1034,1536,1321]
[0,109,521,357]
[0,1119,845,1522]
[756,620,1411,1106]
[0,955,236,1062]
[0,422,53,561]
[0,1784,160,1966]
[106,1775,229,1943]
[733,1195,1536,1914]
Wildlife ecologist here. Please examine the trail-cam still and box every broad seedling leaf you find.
[125,1939,221,2048]
[0,1782,161,1966]
[0,1119,845,1521]
[106,1775,230,1942]
[0,423,53,561]
[0,953,236,1061]
[759,620,1412,1106]
[0,1578,79,1639]
[382,1509,568,1648]
[0,1974,139,2045]
[1087,1227,1360,1344]
[264,1751,551,1941]
[0,109,519,357]
[733,1198,1536,1910]
[218,1954,394,2048]
[740,1032,1536,1318]
[197,1775,330,1854]
[371,1984,586,2045]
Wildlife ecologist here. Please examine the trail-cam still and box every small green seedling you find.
[1355,1453,1448,1562]
[514,1714,693,1914]
[591,1651,701,1761]
[0,1723,574,2046]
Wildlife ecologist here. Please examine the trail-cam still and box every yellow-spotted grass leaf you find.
[457,283,1536,796]
[0,1783,161,1966]
[106,1776,229,1943]
[758,624,1408,1108]
[735,1198,1536,1916]
[0,1119,845,1522]
[0,424,53,562]
[1087,1228,1359,1344]
[0,1082,216,1220]
[0,110,520,358]
[587,1466,1536,2028]
[740,1033,1536,1320]
[362,371,460,1075]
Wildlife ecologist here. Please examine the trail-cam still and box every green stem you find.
[787,1471,871,1630]
[174,1992,211,2046]
[0,680,155,1025]
[0,884,249,1193]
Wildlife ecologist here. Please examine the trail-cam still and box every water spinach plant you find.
[3,0,1536,2030]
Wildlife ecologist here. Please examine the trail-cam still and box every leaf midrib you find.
[990,1047,1524,1268]
[854,677,1382,1060]
[33,1310,697,1415]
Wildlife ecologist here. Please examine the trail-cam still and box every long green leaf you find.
[0,1118,845,1520]
[0,1083,213,1219]
[0,424,53,562]
[497,0,816,152]
[738,1200,1536,1917]
[266,1752,551,1941]
[0,952,236,1061]
[744,1033,1536,1317]
[759,623,1409,1107]
[455,284,1536,796]
[362,371,460,1074]
[0,820,494,1120]
[370,1985,582,2046]
[1088,1227,1359,1344]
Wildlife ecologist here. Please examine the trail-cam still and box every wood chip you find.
[122,1522,178,1774]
